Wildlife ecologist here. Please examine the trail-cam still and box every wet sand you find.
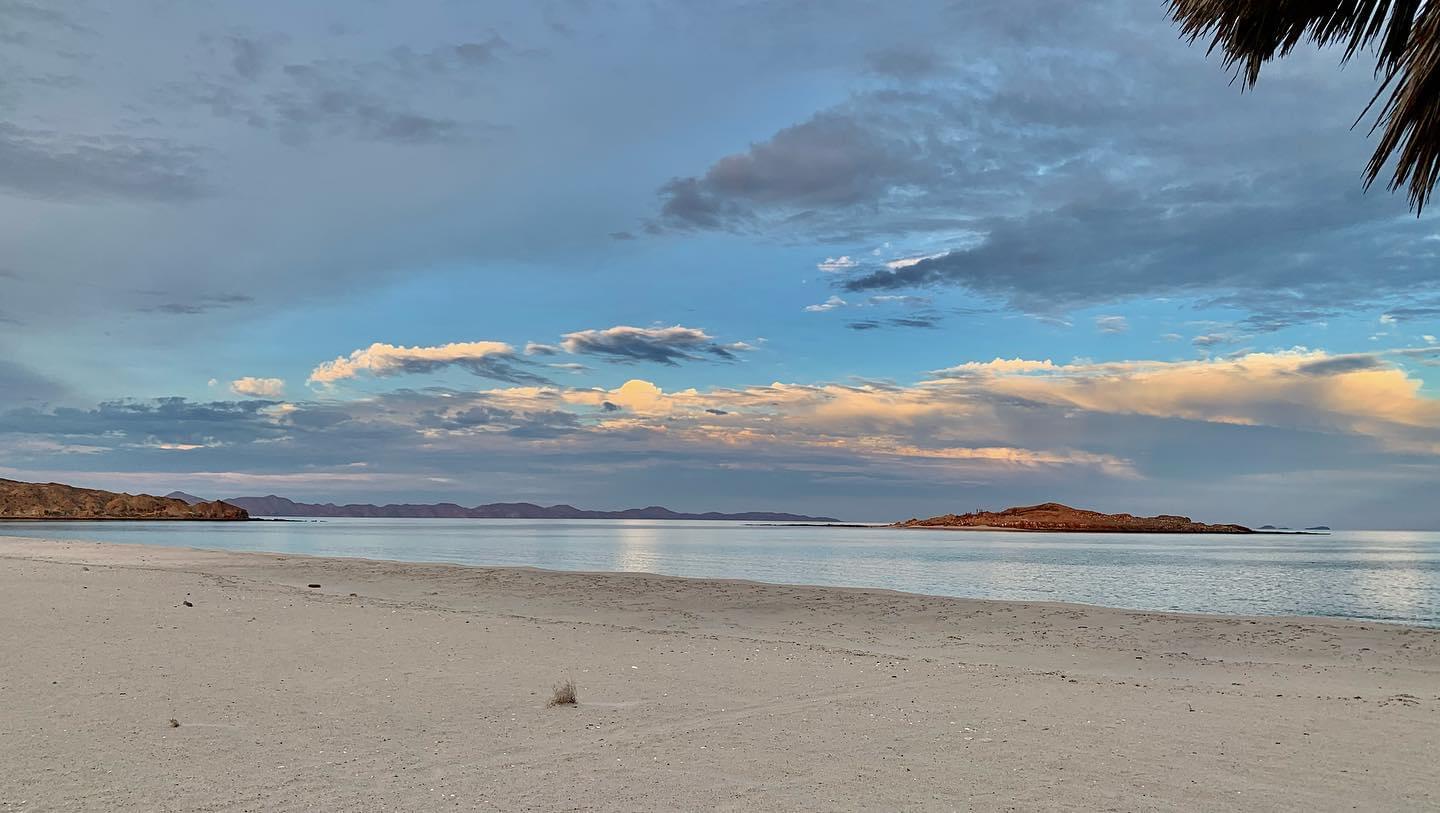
[1,536,1436,811]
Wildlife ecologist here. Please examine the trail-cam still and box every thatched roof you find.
[1170,0,1440,212]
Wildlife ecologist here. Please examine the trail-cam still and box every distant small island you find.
[894,502,1252,534]
[0,478,248,521]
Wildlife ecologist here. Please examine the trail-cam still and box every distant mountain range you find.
[165,492,838,522]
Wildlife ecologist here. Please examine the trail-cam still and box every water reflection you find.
[614,520,665,573]
[2,519,1437,626]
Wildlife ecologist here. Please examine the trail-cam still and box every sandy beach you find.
[1,536,1436,811]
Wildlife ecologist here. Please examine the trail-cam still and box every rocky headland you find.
[0,479,249,520]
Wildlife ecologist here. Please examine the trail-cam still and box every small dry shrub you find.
[548,678,578,707]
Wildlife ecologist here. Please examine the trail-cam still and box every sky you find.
[2,0,1439,527]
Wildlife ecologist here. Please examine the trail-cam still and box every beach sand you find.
[1,536,1436,811]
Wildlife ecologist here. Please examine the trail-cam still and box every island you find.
[894,502,1252,534]
[0,478,249,520]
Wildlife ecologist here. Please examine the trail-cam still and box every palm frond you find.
[1362,8,1440,209]
[1169,0,1439,211]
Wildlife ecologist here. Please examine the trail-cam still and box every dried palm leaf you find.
[1170,0,1440,211]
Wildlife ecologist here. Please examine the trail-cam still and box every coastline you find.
[2,535,1436,811]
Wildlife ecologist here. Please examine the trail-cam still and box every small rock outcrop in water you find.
[0,478,249,520]
[894,502,1251,534]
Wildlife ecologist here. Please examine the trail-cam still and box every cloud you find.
[847,314,942,331]
[0,360,68,407]
[868,294,930,306]
[639,4,1436,321]
[309,341,546,384]
[0,397,285,450]
[1295,355,1383,376]
[524,342,562,356]
[925,351,1440,451]
[5,349,1438,523]
[172,37,512,147]
[932,357,1058,377]
[1096,315,1128,335]
[817,256,858,272]
[142,293,254,316]
[0,123,205,202]
[1192,333,1234,349]
[559,325,745,365]
[1380,301,1440,321]
[230,377,285,398]
[225,35,273,80]
[649,108,946,233]
[0,0,89,42]
[804,295,847,312]
[864,46,946,80]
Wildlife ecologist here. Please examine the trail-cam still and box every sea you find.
[2,518,1437,627]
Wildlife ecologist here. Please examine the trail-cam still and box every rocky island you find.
[0,478,248,520]
[895,502,1251,534]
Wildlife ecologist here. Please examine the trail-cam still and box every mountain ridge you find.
[167,492,839,522]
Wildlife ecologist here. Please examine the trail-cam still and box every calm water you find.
[3,518,1438,627]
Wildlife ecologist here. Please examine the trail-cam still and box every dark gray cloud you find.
[227,35,273,80]
[864,46,946,79]
[640,2,1437,322]
[1382,301,1440,322]
[1296,355,1384,376]
[846,314,942,331]
[270,63,462,145]
[0,397,283,447]
[0,124,205,202]
[380,355,550,386]
[837,175,1432,318]
[173,37,512,147]
[650,106,949,234]
[0,360,67,407]
[560,325,745,365]
[142,293,255,316]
